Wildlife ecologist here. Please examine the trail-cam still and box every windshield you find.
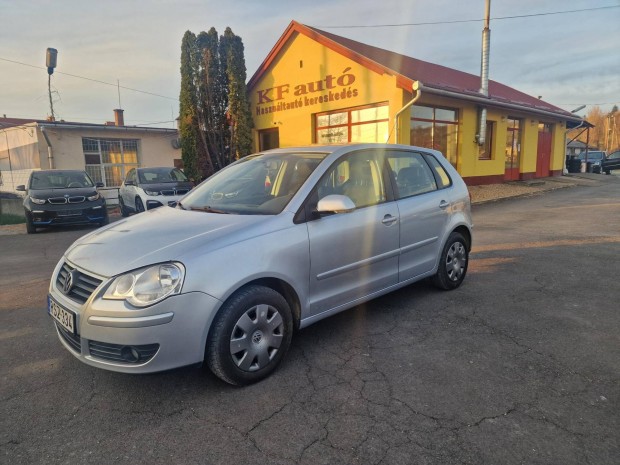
[139,167,188,183]
[578,152,604,160]
[30,171,95,189]
[179,152,327,214]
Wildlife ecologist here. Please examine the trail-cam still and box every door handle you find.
[439,200,450,209]
[382,214,398,226]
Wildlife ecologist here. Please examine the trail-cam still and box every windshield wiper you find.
[189,205,231,214]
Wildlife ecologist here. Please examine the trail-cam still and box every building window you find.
[478,121,495,160]
[315,103,389,144]
[410,105,458,166]
[83,138,139,187]
[505,118,521,173]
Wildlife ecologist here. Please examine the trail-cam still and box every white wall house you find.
[0,111,180,204]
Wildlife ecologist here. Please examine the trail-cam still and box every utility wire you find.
[0,57,178,101]
[315,5,619,29]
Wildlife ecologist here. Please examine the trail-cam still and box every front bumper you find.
[28,202,107,226]
[49,263,222,374]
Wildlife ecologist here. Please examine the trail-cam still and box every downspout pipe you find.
[40,125,54,169]
[394,80,421,144]
[476,0,491,146]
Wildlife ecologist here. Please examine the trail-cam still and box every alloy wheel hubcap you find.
[446,241,467,282]
[229,304,283,372]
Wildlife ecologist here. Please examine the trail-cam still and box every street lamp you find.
[46,48,58,120]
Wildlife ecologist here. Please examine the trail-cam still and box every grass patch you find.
[0,213,26,225]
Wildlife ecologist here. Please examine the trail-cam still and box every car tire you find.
[432,231,469,290]
[206,285,293,386]
[135,197,145,213]
[25,212,37,234]
[119,197,129,217]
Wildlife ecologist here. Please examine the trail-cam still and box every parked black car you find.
[602,150,620,174]
[16,170,108,234]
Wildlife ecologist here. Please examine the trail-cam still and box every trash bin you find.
[567,157,581,173]
[586,162,593,173]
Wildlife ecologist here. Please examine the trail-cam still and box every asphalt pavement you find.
[1,173,619,465]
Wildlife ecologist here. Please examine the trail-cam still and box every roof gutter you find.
[40,126,54,169]
[419,84,582,125]
[37,122,177,133]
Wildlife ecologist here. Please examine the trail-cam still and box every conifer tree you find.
[179,27,253,178]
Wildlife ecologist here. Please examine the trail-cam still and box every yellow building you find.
[248,21,583,185]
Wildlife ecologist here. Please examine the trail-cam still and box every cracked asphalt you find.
[1,174,619,465]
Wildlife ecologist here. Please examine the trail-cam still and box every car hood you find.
[29,187,98,198]
[65,207,278,277]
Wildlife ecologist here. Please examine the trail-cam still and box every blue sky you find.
[1,0,618,127]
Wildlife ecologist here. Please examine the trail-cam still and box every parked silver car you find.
[48,144,473,385]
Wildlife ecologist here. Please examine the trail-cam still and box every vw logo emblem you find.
[63,271,76,294]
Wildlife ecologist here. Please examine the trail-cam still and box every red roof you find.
[249,21,575,120]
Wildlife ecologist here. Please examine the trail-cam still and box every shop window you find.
[410,105,458,167]
[315,103,389,144]
[83,138,139,187]
[478,121,495,160]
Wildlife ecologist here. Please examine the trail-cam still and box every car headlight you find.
[88,193,100,201]
[145,189,160,196]
[103,263,185,307]
[30,196,46,205]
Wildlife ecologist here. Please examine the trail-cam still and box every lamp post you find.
[46,48,58,121]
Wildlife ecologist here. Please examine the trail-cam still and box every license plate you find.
[57,210,81,217]
[48,296,76,334]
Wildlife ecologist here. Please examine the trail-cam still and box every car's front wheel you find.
[206,285,293,386]
[432,231,469,290]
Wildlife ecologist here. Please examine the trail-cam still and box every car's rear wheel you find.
[135,197,145,213]
[119,197,129,217]
[432,232,468,290]
[25,212,36,234]
[206,285,293,386]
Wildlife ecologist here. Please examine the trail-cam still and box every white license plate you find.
[48,296,76,334]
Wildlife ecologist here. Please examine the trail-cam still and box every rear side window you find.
[423,154,452,189]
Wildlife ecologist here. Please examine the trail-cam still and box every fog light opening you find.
[121,346,141,363]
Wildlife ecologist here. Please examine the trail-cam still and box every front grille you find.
[88,341,160,364]
[176,189,190,195]
[56,262,103,304]
[48,196,86,204]
[56,323,81,353]
[160,189,175,196]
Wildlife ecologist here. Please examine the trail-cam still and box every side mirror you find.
[316,194,356,214]
[16,185,26,192]
[124,180,135,186]
[95,182,104,188]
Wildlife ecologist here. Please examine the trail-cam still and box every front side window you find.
[83,138,139,187]
[316,103,389,144]
[410,105,459,167]
[317,151,387,208]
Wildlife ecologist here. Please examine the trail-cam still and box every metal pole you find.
[48,74,55,121]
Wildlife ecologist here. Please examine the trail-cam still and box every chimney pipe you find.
[477,0,491,146]
[114,109,124,126]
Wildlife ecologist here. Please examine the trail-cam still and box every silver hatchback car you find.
[48,144,473,385]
